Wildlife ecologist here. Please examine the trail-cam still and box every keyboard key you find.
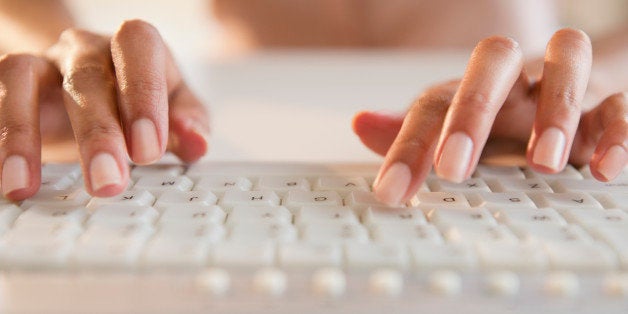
[476,242,548,271]
[193,176,253,196]
[295,206,358,226]
[510,224,594,245]
[489,178,553,193]
[442,224,518,244]
[142,236,211,267]
[594,192,628,210]
[42,163,82,179]
[0,204,22,233]
[410,243,477,271]
[256,176,310,196]
[313,176,370,195]
[228,223,297,243]
[154,190,217,209]
[524,165,583,180]
[87,189,156,210]
[493,208,567,226]
[134,175,194,196]
[158,205,226,226]
[283,190,343,211]
[300,222,369,244]
[252,268,287,297]
[428,270,462,295]
[278,243,342,268]
[414,192,471,209]
[345,243,409,269]
[227,206,292,225]
[473,165,525,179]
[2,223,82,244]
[219,190,281,212]
[543,271,580,297]
[560,208,628,229]
[310,268,347,298]
[211,242,275,267]
[370,224,443,244]
[87,205,159,226]
[531,192,603,210]
[344,191,389,211]
[0,240,75,269]
[368,269,404,296]
[13,205,88,228]
[552,179,628,193]
[427,207,496,227]
[362,206,427,226]
[21,188,91,208]
[130,164,184,179]
[468,192,536,209]
[544,242,618,271]
[39,175,75,191]
[157,223,226,243]
[427,178,491,193]
[72,224,154,268]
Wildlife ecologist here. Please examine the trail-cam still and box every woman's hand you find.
[353,28,627,206]
[0,20,210,200]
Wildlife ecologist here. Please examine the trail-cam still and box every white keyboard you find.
[0,161,627,314]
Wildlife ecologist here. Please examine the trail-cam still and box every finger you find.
[47,28,129,196]
[351,111,404,156]
[0,54,59,200]
[527,28,592,173]
[433,36,524,182]
[163,48,210,163]
[372,82,457,206]
[572,92,627,181]
[111,20,169,165]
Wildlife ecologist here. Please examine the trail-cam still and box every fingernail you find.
[436,132,473,183]
[2,155,30,195]
[374,162,411,206]
[90,153,122,192]
[132,118,161,164]
[532,127,566,171]
[597,145,627,181]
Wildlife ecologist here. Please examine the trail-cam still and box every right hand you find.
[0,20,210,201]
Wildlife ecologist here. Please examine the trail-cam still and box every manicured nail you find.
[132,118,161,164]
[597,145,627,181]
[90,153,122,192]
[532,127,565,171]
[436,132,473,183]
[2,155,30,195]
[374,162,411,206]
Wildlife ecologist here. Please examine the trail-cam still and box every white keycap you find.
[228,223,297,243]
[592,227,628,268]
[603,273,628,297]
[21,188,91,208]
[552,179,628,193]
[311,268,347,298]
[362,206,427,226]
[39,175,75,191]
[278,243,342,268]
[427,178,491,193]
[468,192,536,209]
[219,190,281,212]
[87,205,159,226]
[344,191,389,211]
[283,190,343,211]
[544,271,580,297]
[142,236,210,267]
[314,176,370,195]
[158,205,226,226]
[476,242,548,271]
[0,240,75,269]
[196,268,231,296]
[256,176,310,196]
[442,224,518,244]
[428,270,462,295]
[345,243,409,269]
[485,271,520,296]
[227,206,292,225]
[0,204,22,232]
[193,176,252,196]
[253,268,287,296]
[14,205,88,228]
[87,189,156,210]
[42,163,82,179]
[2,223,82,244]
[157,223,226,243]
[493,208,567,226]
[414,192,470,209]
[211,242,275,267]
[295,206,358,226]
[409,243,477,271]
[524,165,583,180]
[560,208,628,229]
[510,224,594,245]
[134,175,194,196]
[130,164,184,179]
[368,269,404,296]
[154,190,217,210]
[78,223,154,245]
[594,192,628,210]
[72,224,154,268]
[531,192,603,210]
[427,207,496,227]
[300,223,369,244]
[370,224,443,244]
[489,178,553,193]
[544,242,618,271]
[474,164,525,179]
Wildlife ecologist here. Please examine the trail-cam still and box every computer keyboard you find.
[0,161,627,314]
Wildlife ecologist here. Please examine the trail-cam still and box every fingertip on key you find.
[374,162,411,206]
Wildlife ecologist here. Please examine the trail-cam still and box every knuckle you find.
[553,88,581,112]
[0,53,37,73]
[78,123,123,145]
[0,122,37,145]
[63,64,114,93]
[394,134,432,156]
[456,92,495,115]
